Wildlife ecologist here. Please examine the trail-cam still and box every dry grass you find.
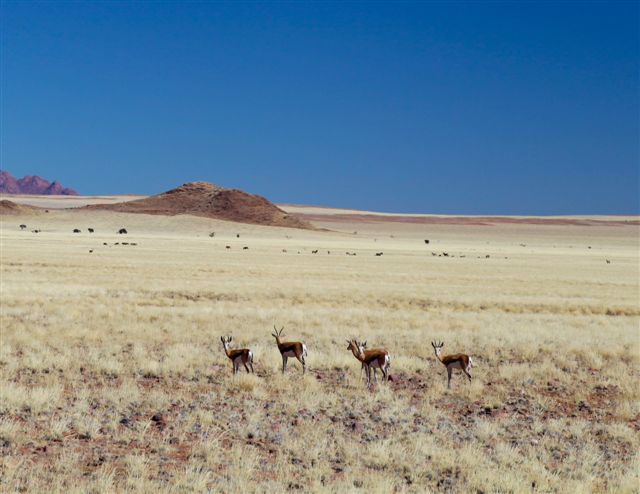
[0,207,638,492]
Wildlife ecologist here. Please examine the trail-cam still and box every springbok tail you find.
[302,343,308,358]
[469,357,474,368]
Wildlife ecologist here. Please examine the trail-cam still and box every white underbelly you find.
[448,361,463,370]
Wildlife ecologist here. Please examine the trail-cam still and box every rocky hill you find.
[86,182,312,229]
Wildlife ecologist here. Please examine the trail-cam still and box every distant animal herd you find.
[221,326,473,389]
[15,224,615,262]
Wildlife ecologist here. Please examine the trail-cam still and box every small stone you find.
[350,421,364,434]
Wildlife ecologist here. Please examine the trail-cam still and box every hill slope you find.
[0,199,42,215]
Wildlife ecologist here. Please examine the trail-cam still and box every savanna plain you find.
[1,204,639,493]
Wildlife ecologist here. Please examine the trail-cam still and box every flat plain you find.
[0,200,638,493]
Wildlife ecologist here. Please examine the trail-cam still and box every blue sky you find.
[1,1,638,214]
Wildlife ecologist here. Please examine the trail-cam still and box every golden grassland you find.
[0,207,639,493]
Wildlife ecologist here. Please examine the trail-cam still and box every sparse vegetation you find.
[0,209,638,492]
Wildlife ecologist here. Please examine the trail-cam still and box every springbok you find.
[345,339,375,381]
[272,326,307,374]
[431,341,473,389]
[360,340,391,386]
[220,336,254,375]
[346,339,390,386]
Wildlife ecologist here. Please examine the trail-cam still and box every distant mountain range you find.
[0,171,78,195]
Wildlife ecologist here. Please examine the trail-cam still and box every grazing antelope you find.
[431,341,473,389]
[347,340,390,386]
[272,326,307,374]
[220,336,254,375]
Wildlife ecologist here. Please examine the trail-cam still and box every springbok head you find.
[431,340,444,357]
[272,326,285,343]
[358,340,368,355]
[346,338,361,355]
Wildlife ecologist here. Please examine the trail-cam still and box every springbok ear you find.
[229,336,233,342]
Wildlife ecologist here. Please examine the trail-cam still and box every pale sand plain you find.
[0,198,638,492]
